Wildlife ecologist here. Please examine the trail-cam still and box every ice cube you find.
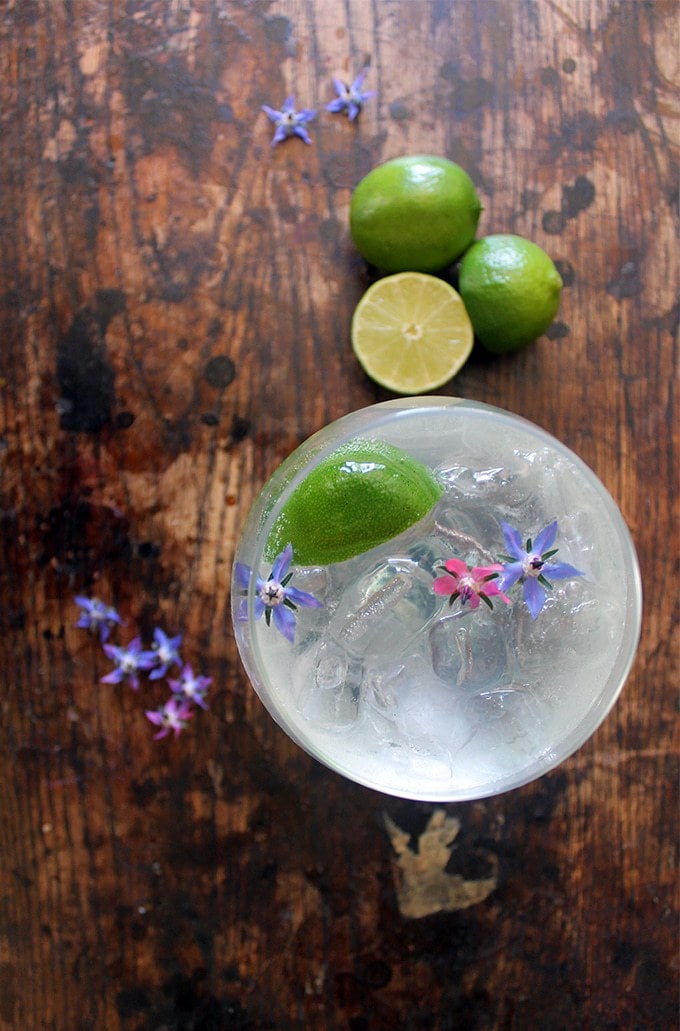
[430,610,514,691]
[292,643,363,732]
[461,686,550,759]
[285,567,332,650]
[329,559,439,659]
[362,656,473,776]
[432,505,503,567]
[437,463,513,496]
[292,565,331,599]
[514,581,616,676]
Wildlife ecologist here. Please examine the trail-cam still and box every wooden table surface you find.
[1,1,678,1028]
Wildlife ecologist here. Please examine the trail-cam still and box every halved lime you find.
[265,438,442,566]
[351,272,474,394]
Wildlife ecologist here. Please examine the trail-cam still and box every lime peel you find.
[265,438,443,566]
[458,234,563,353]
[349,155,482,273]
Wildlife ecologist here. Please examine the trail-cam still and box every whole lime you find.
[265,438,443,566]
[458,234,563,353]
[349,155,482,274]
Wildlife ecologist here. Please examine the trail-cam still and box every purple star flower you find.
[148,627,183,680]
[498,520,584,620]
[75,596,123,643]
[235,543,323,644]
[262,96,317,146]
[168,664,212,711]
[145,697,194,740]
[326,67,376,121]
[101,636,156,690]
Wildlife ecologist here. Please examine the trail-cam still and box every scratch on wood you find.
[384,809,498,918]
[206,759,224,798]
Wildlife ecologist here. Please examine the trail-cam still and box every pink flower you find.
[145,698,194,740]
[433,558,511,612]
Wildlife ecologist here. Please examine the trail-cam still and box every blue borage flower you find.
[498,520,584,620]
[235,543,323,644]
[168,664,212,711]
[149,627,183,680]
[145,697,194,740]
[76,598,210,740]
[326,67,376,121]
[101,636,156,690]
[262,96,317,146]
[75,595,123,643]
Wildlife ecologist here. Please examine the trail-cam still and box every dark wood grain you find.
[0,1,677,1028]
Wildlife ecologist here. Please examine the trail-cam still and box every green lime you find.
[349,155,482,274]
[351,272,473,394]
[458,234,563,353]
[265,439,443,566]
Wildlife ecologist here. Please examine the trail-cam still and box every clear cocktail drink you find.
[232,398,641,801]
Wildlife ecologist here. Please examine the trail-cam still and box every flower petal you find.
[433,574,459,596]
[534,520,558,555]
[523,578,546,620]
[293,125,312,144]
[443,557,468,577]
[501,522,525,560]
[498,562,524,590]
[271,543,293,583]
[285,586,323,609]
[544,561,584,580]
[235,563,252,589]
[101,670,123,684]
[471,564,503,579]
[483,582,512,604]
[273,604,296,643]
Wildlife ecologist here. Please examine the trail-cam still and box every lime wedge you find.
[351,272,474,395]
[265,439,442,566]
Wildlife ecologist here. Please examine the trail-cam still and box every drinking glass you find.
[232,398,642,801]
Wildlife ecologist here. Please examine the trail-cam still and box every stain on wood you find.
[384,809,498,917]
